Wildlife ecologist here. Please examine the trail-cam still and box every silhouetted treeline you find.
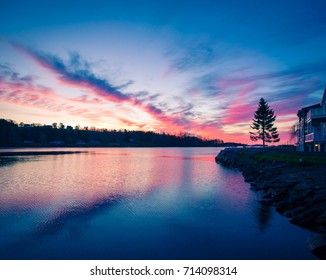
[0,119,229,147]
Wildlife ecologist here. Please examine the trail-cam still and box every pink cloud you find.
[0,78,97,120]
[221,83,258,124]
[9,42,308,144]
[12,43,220,137]
[68,94,104,104]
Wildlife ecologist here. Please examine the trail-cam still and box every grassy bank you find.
[241,150,326,166]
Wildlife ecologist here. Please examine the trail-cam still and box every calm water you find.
[0,148,316,259]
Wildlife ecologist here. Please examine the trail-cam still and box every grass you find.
[252,152,326,166]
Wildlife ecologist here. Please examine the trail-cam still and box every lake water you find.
[0,148,316,259]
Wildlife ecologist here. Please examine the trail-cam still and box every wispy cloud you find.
[9,42,209,135]
[68,94,104,104]
[0,62,37,86]
[0,62,55,100]
[0,63,107,122]
[4,38,326,143]
[188,58,326,119]
[167,39,218,72]
[12,43,132,103]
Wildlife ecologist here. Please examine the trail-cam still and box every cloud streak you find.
[4,38,326,144]
[12,43,131,103]
[9,42,209,135]
[167,39,218,72]
[0,63,118,123]
[186,58,326,132]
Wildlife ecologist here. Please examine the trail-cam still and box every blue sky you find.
[1,0,325,143]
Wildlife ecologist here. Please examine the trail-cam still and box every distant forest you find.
[0,119,240,147]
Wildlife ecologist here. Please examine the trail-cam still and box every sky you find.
[0,0,326,144]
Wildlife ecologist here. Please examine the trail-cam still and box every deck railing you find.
[305,131,326,142]
[307,107,326,120]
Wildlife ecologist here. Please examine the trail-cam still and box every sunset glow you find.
[1,0,326,144]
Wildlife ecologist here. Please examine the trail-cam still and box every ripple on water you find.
[0,148,317,259]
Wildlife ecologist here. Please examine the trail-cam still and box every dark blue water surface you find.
[0,148,316,259]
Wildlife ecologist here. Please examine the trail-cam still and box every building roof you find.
[297,86,326,116]
[297,103,320,117]
[322,87,326,106]
[300,103,320,112]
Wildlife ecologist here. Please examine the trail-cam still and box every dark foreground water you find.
[0,148,316,259]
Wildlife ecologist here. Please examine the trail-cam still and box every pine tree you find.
[249,98,280,147]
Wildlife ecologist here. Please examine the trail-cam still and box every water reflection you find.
[0,155,35,168]
[0,148,315,259]
[34,195,123,237]
[254,203,273,233]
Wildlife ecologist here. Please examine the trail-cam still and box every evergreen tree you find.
[249,98,280,147]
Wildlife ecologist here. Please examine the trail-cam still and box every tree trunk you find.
[263,124,265,149]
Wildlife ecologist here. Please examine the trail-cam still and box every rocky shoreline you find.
[215,147,326,259]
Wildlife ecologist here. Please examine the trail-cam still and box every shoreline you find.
[0,151,87,156]
[215,147,326,259]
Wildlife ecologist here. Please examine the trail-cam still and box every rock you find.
[271,188,288,201]
[288,189,315,203]
[290,208,323,228]
[244,174,256,182]
[317,209,326,219]
[283,207,305,218]
[260,181,274,190]
[250,185,260,191]
[275,200,291,214]
[313,191,326,203]
[308,235,326,260]
[262,192,272,199]
[257,197,273,206]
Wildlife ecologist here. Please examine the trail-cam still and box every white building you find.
[297,87,326,152]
